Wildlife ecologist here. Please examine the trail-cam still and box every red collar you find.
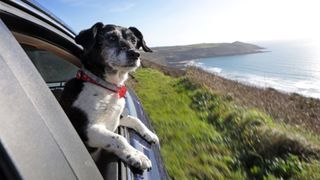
[76,70,127,98]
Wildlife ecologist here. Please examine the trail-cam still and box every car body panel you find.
[127,89,169,180]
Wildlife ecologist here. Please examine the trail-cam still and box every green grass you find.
[131,68,320,179]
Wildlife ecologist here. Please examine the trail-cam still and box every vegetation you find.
[130,68,320,179]
[186,66,320,134]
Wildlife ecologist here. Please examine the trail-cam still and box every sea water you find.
[188,40,320,99]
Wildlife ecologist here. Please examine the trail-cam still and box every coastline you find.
[166,50,268,69]
[185,60,320,99]
[140,59,320,133]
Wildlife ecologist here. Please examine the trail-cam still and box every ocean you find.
[188,40,320,99]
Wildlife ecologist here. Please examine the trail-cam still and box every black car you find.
[0,0,168,179]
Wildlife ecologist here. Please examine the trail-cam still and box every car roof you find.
[6,0,76,38]
[1,0,83,60]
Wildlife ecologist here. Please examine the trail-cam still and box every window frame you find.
[14,32,81,68]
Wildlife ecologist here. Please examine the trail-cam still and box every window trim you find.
[13,32,81,68]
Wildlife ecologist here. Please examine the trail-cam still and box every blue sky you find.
[37,0,319,47]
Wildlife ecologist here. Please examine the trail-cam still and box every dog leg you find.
[87,124,152,170]
[120,115,159,145]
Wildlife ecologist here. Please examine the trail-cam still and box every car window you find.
[21,44,79,88]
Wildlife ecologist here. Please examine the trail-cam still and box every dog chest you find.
[72,83,125,131]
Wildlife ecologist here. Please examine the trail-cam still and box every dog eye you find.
[108,35,118,42]
[130,38,137,44]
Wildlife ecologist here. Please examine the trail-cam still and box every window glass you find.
[21,44,78,86]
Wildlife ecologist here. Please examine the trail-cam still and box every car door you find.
[0,17,103,180]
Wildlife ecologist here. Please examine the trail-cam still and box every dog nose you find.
[127,50,140,59]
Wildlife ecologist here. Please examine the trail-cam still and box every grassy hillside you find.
[130,68,320,179]
[186,67,320,134]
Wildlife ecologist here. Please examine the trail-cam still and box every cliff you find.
[141,41,265,66]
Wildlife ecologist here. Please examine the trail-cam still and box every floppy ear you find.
[129,27,152,52]
[75,22,104,53]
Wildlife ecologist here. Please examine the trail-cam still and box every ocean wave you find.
[224,73,320,98]
[187,62,320,99]
[186,60,222,74]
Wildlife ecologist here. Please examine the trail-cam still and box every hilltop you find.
[141,41,264,67]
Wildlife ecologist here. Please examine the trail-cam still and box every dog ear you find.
[129,27,152,52]
[75,22,104,53]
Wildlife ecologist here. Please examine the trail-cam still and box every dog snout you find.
[127,49,140,60]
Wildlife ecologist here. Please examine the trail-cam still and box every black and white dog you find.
[60,22,159,171]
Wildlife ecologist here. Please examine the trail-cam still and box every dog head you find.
[75,22,152,75]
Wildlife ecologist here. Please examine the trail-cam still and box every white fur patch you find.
[100,48,128,67]
[71,64,156,170]
[100,48,140,73]
[73,82,125,132]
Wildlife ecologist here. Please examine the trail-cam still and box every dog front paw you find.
[126,150,152,171]
[143,131,160,145]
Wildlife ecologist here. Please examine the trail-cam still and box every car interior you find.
[13,32,80,99]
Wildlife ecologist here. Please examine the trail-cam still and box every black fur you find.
[60,78,98,152]
[60,79,87,140]
[75,22,104,54]
[75,23,152,79]
[128,27,152,52]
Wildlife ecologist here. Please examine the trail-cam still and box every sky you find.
[37,0,320,47]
